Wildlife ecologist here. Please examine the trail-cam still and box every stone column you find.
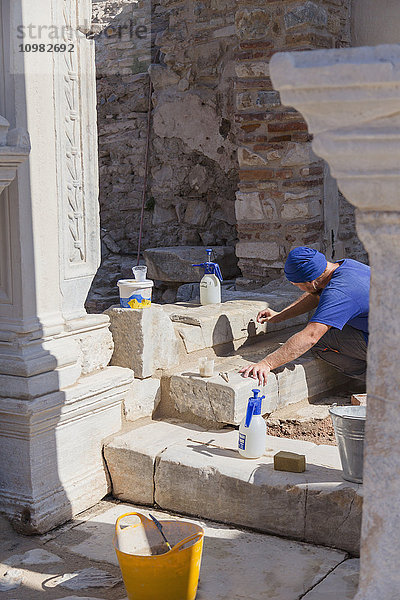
[270,44,400,598]
[0,0,133,533]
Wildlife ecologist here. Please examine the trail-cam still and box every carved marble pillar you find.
[270,44,400,598]
[0,0,133,533]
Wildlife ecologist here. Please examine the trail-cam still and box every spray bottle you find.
[192,248,223,305]
[238,389,266,459]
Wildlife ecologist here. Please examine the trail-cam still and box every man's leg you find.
[312,325,367,382]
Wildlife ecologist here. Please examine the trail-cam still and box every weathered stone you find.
[4,549,62,566]
[170,369,278,424]
[236,9,271,40]
[302,558,359,599]
[261,198,279,219]
[76,325,114,375]
[235,61,270,79]
[151,426,362,553]
[235,191,264,221]
[124,378,161,421]
[236,242,280,261]
[149,64,180,91]
[105,305,179,378]
[164,299,293,354]
[281,142,317,166]
[153,93,236,173]
[236,91,281,111]
[152,205,176,225]
[104,421,193,504]
[266,149,282,162]
[168,349,350,426]
[187,164,209,193]
[284,2,328,30]
[184,201,209,227]
[0,569,22,592]
[144,246,238,283]
[281,199,321,220]
[238,147,268,167]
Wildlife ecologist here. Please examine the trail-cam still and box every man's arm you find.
[239,322,330,385]
[258,292,320,324]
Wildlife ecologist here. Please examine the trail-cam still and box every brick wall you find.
[234,0,366,286]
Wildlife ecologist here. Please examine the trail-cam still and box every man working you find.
[239,246,370,386]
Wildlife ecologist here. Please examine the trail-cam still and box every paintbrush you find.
[149,513,172,551]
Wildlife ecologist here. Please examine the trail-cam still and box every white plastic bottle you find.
[192,249,223,305]
[238,389,267,459]
[200,272,221,305]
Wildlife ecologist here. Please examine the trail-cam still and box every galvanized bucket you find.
[329,405,366,484]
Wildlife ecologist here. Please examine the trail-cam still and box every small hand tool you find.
[149,513,172,551]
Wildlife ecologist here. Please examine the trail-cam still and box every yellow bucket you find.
[114,512,204,600]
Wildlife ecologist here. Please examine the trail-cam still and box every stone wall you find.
[234,0,368,286]
[88,0,367,309]
[87,0,239,310]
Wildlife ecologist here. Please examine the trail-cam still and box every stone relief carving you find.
[62,0,86,265]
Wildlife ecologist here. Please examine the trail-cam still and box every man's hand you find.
[239,360,271,386]
[257,308,280,324]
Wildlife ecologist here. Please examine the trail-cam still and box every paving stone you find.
[105,421,362,553]
[0,568,23,591]
[104,421,197,504]
[51,501,347,600]
[302,558,359,599]
[58,597,119,600]
[57,597,119,600]
[50,567,121,590]
[153,427,362,553]
[4,548,62,566]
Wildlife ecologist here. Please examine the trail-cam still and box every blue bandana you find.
[284,247,327,283]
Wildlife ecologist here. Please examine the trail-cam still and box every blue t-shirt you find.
[310,259,370,342]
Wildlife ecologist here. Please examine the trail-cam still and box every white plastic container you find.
[200,274,221,305]
[117,279,154,309]
[192,249,223,306]
[238,389,266,459]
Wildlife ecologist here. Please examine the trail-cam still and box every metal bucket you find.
[329,405,366,483]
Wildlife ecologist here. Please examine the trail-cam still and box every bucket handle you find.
[114,512,153,548]
[114,512,204,553]
[171,531,204,553]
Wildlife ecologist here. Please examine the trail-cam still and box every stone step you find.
[164,296,308,355]
[104,420,362,555]
[161,327,353,427]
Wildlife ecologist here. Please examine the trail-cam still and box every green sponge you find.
[274,450,306,473]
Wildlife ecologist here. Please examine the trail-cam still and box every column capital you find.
[270,45,400,212]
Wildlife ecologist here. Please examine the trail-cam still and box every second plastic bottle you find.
[238,389,267,459]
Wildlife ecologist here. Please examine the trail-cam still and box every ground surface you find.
[267,416,336,445]
[0,500,359,599]
[265,391,365,446]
